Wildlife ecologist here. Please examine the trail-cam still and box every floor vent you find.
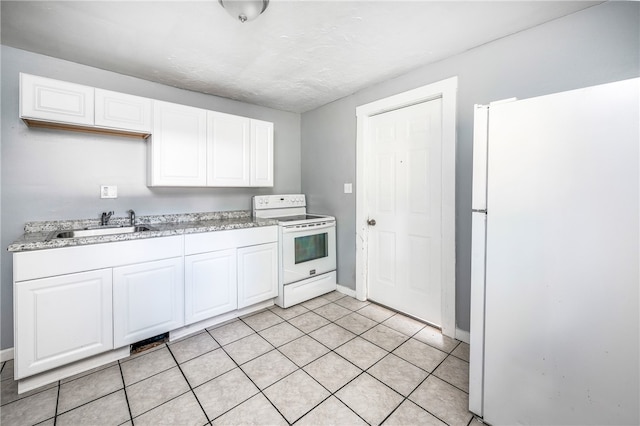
[130,332,169,355]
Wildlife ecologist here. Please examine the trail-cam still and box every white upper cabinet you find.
[207,111,251,186]
[20,73,151,135]
[153,109,274,188]
[149,101,208,187]
[95,89,152,133]
[20,73,94,126]
[19,73,273,187]
[251,119,274,187]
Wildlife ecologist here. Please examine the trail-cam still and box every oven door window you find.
[294,232,328,264]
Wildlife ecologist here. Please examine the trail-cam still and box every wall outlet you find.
[344,183,353,194]
[100,185,118,199]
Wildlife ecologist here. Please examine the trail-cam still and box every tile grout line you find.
[219,298,464,422]
[216,301,374,425]
[119,346,182,388]
[265,330,371,424]
[407,352,464,423]
[178,311,465,426]
[301,298,468,424]
[51,381,129,420]
[204,328,292,425]
[271,303,406,424]
[3,293,470,425]
[53,380,61,425]
[118,359,135,425]
[351,341,425,425]
[304,364,371,425]
[373,367,446,425]
[165,342,213,425]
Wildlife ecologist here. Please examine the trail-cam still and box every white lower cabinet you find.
[113,257,184,347]
[184,242,278,319]
[14,269,113,379]
[184,226,279,315]
[238,242,278,309]
[184,248,237,325]
[12,228,277,389]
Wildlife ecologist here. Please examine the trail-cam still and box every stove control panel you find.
[254,194,306,210]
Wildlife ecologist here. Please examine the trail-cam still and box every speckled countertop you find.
[8,210,278,252]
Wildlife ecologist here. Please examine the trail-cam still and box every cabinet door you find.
[20,73,94,126]
[237,242,278,309]
[95,89,152,133]
[207,111,251,187]
[185,249,237,325]
[113,257,184,347]
[149,101,207,186]
[14,269,113,379]
[250,119,274,187]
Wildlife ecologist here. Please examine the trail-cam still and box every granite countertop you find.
[8,210,278,253]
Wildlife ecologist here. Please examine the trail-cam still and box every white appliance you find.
[469,78,639,425]
[253,194,337,308]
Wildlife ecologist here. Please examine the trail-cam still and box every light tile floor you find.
[0,293,475,425]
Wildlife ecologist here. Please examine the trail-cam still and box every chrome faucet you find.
[101,211,114,226]
[128,209,136,226]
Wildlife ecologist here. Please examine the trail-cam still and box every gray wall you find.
[0,45,301,350]
[301,2,640,332]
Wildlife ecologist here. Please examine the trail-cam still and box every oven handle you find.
[281,222,336,233]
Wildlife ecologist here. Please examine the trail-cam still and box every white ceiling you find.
[1,1,601,113]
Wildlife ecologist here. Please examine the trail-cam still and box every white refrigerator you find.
[469,78,639,425]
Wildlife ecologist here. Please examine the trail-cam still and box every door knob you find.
[367,219,376,226]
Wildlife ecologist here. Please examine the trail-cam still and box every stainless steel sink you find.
[47,225,155,240]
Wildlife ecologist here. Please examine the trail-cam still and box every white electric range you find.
[253,194,337,308]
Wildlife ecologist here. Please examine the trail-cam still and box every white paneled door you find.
[367,98,443,325]
[113,257,184,347]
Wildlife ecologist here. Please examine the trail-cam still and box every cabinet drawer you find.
[185,226,277,255]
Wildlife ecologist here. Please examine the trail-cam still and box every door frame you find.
[355,77,457,337]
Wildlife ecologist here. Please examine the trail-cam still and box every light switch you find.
[100,185,118,199]
[344,183,353,194]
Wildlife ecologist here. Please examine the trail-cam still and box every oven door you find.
[281,222,336,285]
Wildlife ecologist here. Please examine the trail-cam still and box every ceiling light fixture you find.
[219,0,269,23]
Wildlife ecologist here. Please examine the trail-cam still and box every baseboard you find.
[18,347,129,394]
[456,327,470,344]
[1,347,15,362]
[336,283,356,298]
[170,299,274,341]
